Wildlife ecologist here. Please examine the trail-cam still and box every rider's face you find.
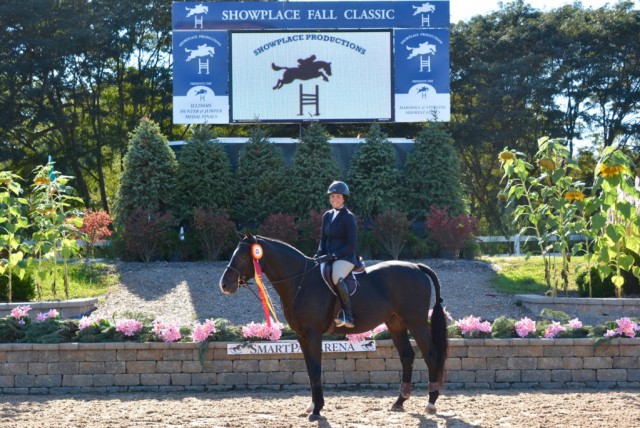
[330,193,344,209]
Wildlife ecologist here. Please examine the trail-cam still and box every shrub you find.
[78,209,113,260]
[576,267,618,297]
[192,208,237,261]
[258,213,298,245]
[372,209,410,260]
[297,209,325,255]
[491,316,516,338]
[425,206,479,258]
[0,270,35,302]
[123,209,176,262]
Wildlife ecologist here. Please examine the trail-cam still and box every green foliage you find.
[347,124,401,221]
[0,270,35,302]
[491,316,517,338]
[17,318,79,344]
[297,209,325,255]
[233,126,289,225]
[0,171,30,302]
[173,125,234,222]
[0,317,27,343]
[403,124,464,221]
[372,209,410,260]
[211,318,244,342]
[284,123,341,216]
[115,118,178,223]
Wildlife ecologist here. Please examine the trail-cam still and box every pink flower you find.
[544,321,566,339]
[242,320,283,341]
[78,316,105,331]
[372,324,388,334]
[454,315,491,337]
[614,317,638,338]
[346,331,373,342]
[192,319,217,343]
[153,319,182,343]
[514,317,536,338]
[11,305,31,322]
[36,309,59,322]
[116,319,143,336]
[567,318,583,329]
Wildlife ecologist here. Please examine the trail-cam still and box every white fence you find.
[476,235,586,256]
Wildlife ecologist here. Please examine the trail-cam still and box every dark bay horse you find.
[219,233,448,422]
[272,60,332,90]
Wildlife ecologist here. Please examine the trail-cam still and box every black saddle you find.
[321,257,366,295]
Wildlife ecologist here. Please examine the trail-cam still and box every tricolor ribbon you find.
[251,243,279,327]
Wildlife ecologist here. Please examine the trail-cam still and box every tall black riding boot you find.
[334,278,355,328]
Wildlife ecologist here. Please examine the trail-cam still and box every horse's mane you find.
[255,235,310,259]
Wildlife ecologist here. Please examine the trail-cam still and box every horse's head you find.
[323,62,332,76]
[219,231,256,295]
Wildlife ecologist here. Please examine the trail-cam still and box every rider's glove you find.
[315,253,336,264]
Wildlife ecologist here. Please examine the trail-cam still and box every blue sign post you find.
[172,1,450,123]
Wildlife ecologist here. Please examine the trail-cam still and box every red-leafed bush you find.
[297,209,325,255]
[192,208,237,261]
[258,213,298,245]
[372,209,411,260]
[425,206,479,258]
[124,209,176,262]
[78,210,113,260]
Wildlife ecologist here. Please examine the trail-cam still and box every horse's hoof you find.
[391,404,404,412]
[305,402,314,414]
[308,413,321,422]
[426,403,437,414]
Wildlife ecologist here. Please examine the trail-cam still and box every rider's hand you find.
[315,254,336,264]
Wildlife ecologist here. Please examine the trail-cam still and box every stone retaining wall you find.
[1,338,639,394]
[0,298,98,319]
[515,294,640,325]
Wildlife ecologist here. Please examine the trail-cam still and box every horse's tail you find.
[418,263,448,385]
[271,63,287,71]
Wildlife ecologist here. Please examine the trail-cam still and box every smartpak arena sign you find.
[172,1,450,124]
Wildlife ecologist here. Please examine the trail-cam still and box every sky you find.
[450,0,640,23]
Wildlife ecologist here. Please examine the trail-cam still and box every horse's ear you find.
[245,228,253,240]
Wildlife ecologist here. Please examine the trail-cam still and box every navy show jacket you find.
[316,207,358,265]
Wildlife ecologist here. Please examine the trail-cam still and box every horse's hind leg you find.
[409,326,442,413]
[388,325,415,411]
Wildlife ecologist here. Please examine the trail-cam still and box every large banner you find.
[172,1,450,124]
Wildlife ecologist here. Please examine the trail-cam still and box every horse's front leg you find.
[320,72,329,81]
[298,333,324,422]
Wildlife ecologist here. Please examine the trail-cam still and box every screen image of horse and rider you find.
[230,30,392,122]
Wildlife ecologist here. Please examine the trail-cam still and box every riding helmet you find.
[327,181,350,202]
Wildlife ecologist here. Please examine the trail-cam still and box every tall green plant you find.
[0,172,29,302]
[348,124,401,221]
[587,147,640,296]
[31,163,84,299]
[173,125,234,222]
[499,137,586,296]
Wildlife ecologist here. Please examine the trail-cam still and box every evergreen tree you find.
[284,122,341,216]
[347,124,401,221]
[173,125,234,223]
[233,126,288,226]
[114,118,177,222]
[403,123,465,221]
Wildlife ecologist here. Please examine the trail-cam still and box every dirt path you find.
[1,388,638,428]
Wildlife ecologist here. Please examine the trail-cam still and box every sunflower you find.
[564,191,585,202]
[537,158,556,171]
[598,164,625,178]
[34,177,50,185]
[498,151,515,163]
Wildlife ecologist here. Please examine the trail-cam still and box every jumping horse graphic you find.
[272,55,332,90]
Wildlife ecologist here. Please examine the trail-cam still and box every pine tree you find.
[403,123,465,221]
[347,123,401,221]
[173,125,234,222]
[114,118,177,222]
[233,126,289,226]
[284,122,341,216]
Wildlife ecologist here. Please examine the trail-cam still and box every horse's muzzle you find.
[219,265,248,294]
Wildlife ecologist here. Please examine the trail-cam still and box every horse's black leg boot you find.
[334,278,354,328]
